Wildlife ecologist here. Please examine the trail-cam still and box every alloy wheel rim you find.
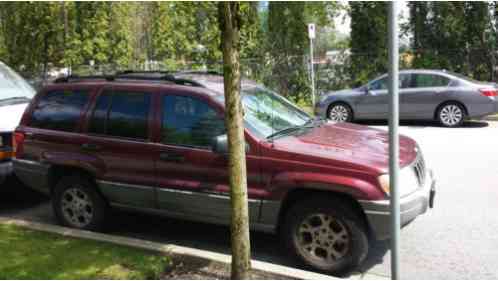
[295,213,350,267]
[61,188,94,228]
[329,105,349,122]
[440,105,463,126]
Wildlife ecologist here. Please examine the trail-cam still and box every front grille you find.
[413,153,426,187]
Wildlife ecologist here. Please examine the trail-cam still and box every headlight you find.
[378,168,420,196]
[378,174,390,195]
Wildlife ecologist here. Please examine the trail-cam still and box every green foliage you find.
[149,2,221,69]
[264,2,340,104]
[0,2,135,75]
[408,1,495,81]
[0,1,341,97]
[0,224,170,279]
[349,2,388,86]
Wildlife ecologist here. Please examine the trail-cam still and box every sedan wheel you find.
[328,104,352,122]
[438,103,464,127]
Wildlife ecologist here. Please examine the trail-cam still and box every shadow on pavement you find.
[0,176,48,212]
[106,209,389,278]
[355,120,489,128]
[107,210,288,264]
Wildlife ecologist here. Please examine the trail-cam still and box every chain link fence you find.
[24,48,498,111]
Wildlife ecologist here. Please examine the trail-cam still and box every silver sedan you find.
[315,70,498,127]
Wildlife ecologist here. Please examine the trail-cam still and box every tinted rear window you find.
[89,91,151,140]
[30,90,90,132]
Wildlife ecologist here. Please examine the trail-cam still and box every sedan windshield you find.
[241,86,311,138]
[0,62,36,101]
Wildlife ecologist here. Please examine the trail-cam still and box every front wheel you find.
[437,103,465,127]
[281,197,369,275]
[327,103,353,123]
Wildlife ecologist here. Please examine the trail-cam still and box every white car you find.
[0,61,35,184]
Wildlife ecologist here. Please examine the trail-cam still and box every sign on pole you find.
[308,24,316,108]
[308,23,316,39]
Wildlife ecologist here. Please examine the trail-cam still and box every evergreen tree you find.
[349,1,388,85]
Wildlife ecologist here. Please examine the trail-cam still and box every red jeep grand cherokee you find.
[13,72,435,274]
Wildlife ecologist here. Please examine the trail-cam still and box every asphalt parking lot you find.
[1,120,497,279]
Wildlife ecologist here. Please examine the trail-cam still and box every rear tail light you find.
[13,131,26,157]
[479,88,498,97]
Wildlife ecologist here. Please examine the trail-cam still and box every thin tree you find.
[218,2,252,279]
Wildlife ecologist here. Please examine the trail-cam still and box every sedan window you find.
[369,77,387,90]
[413,74,450,88]
[368,74,411,90]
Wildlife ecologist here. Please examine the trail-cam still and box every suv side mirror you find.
[212,134,229,154]
[212,134,250,154]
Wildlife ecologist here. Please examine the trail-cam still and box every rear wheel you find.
[52,175,107,231]
[437,102,465,127]
[327,103,353,122]
[281,197,369,275]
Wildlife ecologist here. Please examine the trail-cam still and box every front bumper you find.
[359,169,436,240]
[0,161,13,184]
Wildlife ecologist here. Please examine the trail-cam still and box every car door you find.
[357,74,413,119]
[83,85,156,208]
[154,92,262,224]
[401,73,450,119]
[357,76,388,119]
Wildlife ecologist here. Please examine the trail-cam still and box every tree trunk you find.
[218,2,252,280]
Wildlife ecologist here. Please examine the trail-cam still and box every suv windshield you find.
[240,86,311,138]
[0,61,36,101]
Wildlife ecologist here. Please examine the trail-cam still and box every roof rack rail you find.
[173,70,223,76]
[115,72,204,87]
[54,75,115,83]
[116,70,171,75]
[54,72,205,88]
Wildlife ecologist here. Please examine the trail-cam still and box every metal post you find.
[309,37,316,108]
[388,2,400,280]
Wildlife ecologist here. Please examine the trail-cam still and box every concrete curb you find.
[484,116,498,121]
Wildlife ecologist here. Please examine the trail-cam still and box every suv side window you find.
[413,74,450,88]
[30,90,90,132]
[161,95,225,148]
[89,90,151,140]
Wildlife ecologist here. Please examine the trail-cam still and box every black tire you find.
[52,174,107,231]
[436,102,465,127]
[281,196,368,275]
[327,103,353,122]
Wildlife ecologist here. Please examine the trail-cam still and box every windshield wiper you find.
[0,96,30,103]
[266,119,318,140]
